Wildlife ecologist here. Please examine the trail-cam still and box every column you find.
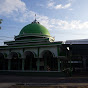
[22,59,24,71]
[3,60,5,70]
[69,58,72,76]
[8,59,11,70]
[37,58,40,71]
[30,58,32,70]
[44,58,47,71]
[58,58,60,71]
[83,57,86,71]
[37,47,40,71]
[18,59,20,70]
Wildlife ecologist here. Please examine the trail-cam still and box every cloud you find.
[0,0,35,22]
[55,3,71,9]
[14,11,35,22]
[69,8,73,10]
[0,0,27,15]
[47,0,71,10]
[63,3,71,8]
[1,0,88,31]
[27,13,88,31]
[35,15,88,31]
[48,19,88,30]
[47,1,55,7]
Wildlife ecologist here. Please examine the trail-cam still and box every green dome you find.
[19,23,50,36]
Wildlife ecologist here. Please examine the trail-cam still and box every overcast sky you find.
[0,0,88,45]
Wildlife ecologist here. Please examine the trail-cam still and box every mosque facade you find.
[0,19,67,76]
[0,19,88,76]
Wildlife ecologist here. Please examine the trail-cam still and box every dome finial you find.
[31,14,40,24]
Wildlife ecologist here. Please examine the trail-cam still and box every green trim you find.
[15,34,51,39]
[5,38,49,44]
[0,42,62,49]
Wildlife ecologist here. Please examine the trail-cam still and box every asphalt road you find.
[0,75,88,83]
[0,75,88,88]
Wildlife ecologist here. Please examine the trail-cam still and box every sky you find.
[0,0,88,45]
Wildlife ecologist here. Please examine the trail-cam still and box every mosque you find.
[0,18,67,76]
[0,17,88,76]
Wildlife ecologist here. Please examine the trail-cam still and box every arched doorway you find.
[24,51,37,70]
[10,52,21,70]
[42,50,58,71]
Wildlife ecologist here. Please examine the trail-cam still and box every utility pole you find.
[0,19,3,29]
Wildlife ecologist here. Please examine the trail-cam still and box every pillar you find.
[18,59,20,70]
[44,58,47,71]
[22,59,24,71]
[37,58,40,71]
[8,59,11,70]
[37,47,40,71]
[69,58,72,76]
[83,57,86,71]
[30,58,32,70]
[58,58,60,71]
